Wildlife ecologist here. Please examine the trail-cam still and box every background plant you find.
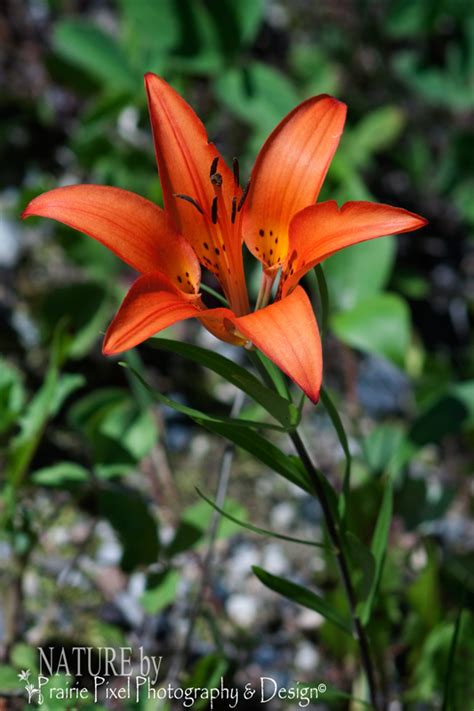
[1,0,473,709]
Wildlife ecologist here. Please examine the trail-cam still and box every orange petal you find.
[145,73,248,313]
[103,273,203,354]
[145,74,237,250]
[197,309,247,346]
[232,286,322,403]
[242,95,346,271]
[281,200,428,296]
[22,184,200,292]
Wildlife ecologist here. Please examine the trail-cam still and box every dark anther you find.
[232,157,240,187]
[237,179,250,212]
[231,196,237,224]
[210,156,219,177]
[210,172,222,187]
[173,193,204,215]
[212,196,218,224]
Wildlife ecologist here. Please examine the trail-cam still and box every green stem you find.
[290,429,380,710]
[255,269,275,311]
[313,264,329,335]
[200,282,229,306]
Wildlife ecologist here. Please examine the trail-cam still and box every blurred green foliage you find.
[1,0,473,708]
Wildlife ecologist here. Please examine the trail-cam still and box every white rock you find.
[226,594,259,628]
[227,544,260,586]
[270,502,295,530]
[261,543,288,576]
[294,641,320,672]
[296,608,324,631]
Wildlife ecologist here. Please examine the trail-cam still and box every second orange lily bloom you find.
[23,74,427,402]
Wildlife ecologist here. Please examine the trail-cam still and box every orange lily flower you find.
[22,74,427,403]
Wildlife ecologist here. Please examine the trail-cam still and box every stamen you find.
[211,196,218,224]
[232,157,240,187]
[210,156,219,178]
[173,193,204,215]
[237,179,251,212]
[210,172,222,187]
[231,196,237,224]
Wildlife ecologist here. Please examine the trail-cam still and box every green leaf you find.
[185,654,229,711]
[201,421,312,494]
[53,19,137,91]
[122,366,310,494]
[320,387,351,510]
[451,380,474,428]
[0,359,25,435]
[346,533,376,610]
[409,393,469,447]
[360,479,393,625]
[0,665,23,692]
[324,237,396,311]
[31,462,89,487]
[149,338,298,428]
[348,106,405,162]
[196,488,328,549]
[98,485,160,572]
[362,424,405,476]
[38,282,110,359]
[250,350,292,401]
[442,607,465,711]
[296,683,373,707]
[314,264,329,335]
[215,62,299,139]
[118,0,179,70]
[122,363,286,432]
[166,498,246,557]
[331,293,410,367]
[69,387,158,470]
[253,567,352,635]
[140,568,180,614]
[7,355,84,488]
[10,642,38,673]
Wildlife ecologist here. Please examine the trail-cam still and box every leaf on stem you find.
[320,386,352,512]
[149,338,299,428]
[196,488,329,549]
[253,566,352,635]
[360,478,393,625]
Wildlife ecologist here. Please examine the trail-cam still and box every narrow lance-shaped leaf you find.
[200,421,313,494]
[7,324,83,488]
[122,363,312,495]
[442,607,465,711]
[320,386,352,515]
[196,488,329,549]
[121,363,286,432]
[150,337,299,428]
[314,264,329,335]
[253,566,352,636]
[360,478,393,625]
